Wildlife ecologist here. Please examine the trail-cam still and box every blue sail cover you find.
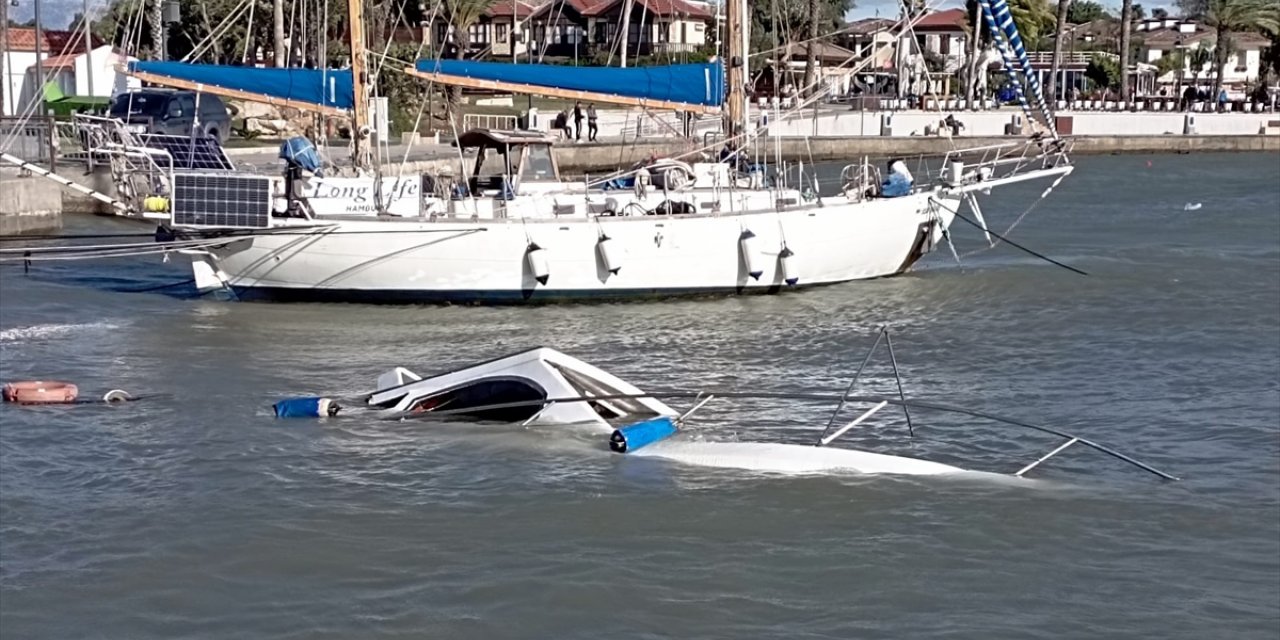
[128,61,355,111]
[416,59,724,108]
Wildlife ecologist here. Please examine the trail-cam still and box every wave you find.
[0,322,119,343]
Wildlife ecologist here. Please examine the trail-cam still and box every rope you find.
[928,197,1086,275]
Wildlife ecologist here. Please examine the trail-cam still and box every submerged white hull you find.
[188,191,956,303]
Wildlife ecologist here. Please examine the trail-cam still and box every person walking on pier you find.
[587,103,598,141]
[573,102,584,141]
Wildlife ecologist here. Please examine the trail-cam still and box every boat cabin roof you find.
[455,128,558,150]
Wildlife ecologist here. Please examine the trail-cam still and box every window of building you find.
[939,34,950,55]
[469,23,489,45]
[496,22,508,43]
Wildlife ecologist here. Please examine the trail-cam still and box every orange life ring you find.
[2,381,79,404]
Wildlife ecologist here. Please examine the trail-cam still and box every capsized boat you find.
[275,341,1177,481]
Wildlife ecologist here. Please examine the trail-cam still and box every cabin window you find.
[496,22,509,43]
[521,144,556,181]
[410,378,548,422]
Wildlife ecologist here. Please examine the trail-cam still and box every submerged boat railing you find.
[389,387,1177,481]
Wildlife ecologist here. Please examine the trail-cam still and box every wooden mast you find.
[347,0,372,169]
[724,0,747,137]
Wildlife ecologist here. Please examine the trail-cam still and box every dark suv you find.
[109,89,232,142]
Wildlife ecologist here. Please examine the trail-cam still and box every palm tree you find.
[1007,0,1055,49]
[1199,0,1280,107]
[1048,0,1073,102]
[1118,0,1133,101]
[273,0,286,66]
[150,0,164,60]
[1188,45,1213,90]
[803,0,819,98]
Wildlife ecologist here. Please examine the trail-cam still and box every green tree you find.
[1085,52,1120,89]
[1067,0,1109,23]
[1006,0,1056,49]
[1188,45,1213,87]
[1154,49,1184,77]
[1263,32,1280,79]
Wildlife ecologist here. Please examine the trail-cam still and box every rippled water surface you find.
[2,152,1278,638]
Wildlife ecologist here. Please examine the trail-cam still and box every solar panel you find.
[172,173,272,229]
[140,134,235,171]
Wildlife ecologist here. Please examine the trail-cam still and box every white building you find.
[2,27,137,116]
[1138,19,1270,92]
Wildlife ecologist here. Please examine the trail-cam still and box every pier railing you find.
[0,116,57,171]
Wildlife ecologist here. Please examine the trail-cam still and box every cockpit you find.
[454,129,562,197]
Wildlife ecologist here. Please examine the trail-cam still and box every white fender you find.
[526,242,550,285]
[597,234,622,275]
[739,230,763,280]
[779,246,799,286]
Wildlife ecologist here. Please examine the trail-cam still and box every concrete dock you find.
[0,169,63,235]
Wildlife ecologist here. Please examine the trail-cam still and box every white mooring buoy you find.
[597,234,621,275]
[739,230,763,280]
[779,246,799,286]
[526,242,550,285]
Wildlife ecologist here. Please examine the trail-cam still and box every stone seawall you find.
[0,172,63,235]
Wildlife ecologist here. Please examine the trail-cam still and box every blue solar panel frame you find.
[172,173,273,229]
[140,134,235,171]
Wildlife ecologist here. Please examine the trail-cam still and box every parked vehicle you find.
[108,90,231,142]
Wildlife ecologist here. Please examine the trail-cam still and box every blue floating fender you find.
[273,396,341,418]
[610,416,678,453]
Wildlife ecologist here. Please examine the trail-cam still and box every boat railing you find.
[72,114,177,215]
[935,136,1074,190]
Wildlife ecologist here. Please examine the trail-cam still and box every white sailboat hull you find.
[190,191,956,303]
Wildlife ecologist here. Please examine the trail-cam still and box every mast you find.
[347,0,372,169]
[724,0,747,137]
[619,0,634,68]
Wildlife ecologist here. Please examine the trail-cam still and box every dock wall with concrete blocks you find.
[767,111,1280,138]
[0,172,63,235]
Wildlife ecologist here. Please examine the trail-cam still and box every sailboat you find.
[59,0,1072,303]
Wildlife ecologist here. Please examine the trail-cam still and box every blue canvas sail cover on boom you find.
[128,61,355,111]
[414,59,724,109]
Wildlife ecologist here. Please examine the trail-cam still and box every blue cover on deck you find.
[129,62,355,111]
[415,59,724,108]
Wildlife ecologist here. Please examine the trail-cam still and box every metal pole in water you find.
[884,328,915,438]
[1015,437,1078,477]
[816,326,886,444]
[820,400,888,446]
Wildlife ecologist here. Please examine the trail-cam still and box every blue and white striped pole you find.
[985,0,1058,137]
[977,0,1038,131]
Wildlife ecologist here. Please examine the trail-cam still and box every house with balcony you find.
[913,8,969,69]
[582,0,715,59]
[837,18,898,70]
[427,0,714,62]
[1137,19,1270,94]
